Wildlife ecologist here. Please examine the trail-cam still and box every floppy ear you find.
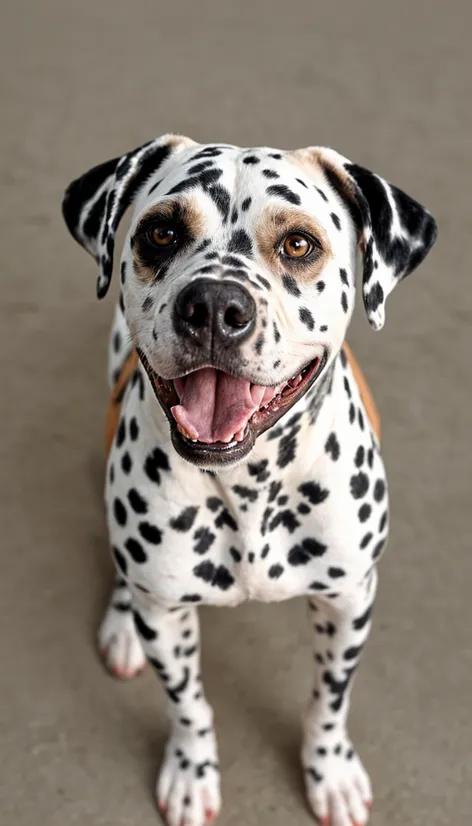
[62,134,186,298]
[314,148,438,330]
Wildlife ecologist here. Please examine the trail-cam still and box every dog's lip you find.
[137,348,327,464]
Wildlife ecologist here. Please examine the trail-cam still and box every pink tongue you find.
[171,368,277,444]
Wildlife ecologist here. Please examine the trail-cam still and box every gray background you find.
[1,1,471,824]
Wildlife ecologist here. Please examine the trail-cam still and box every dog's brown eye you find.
[283,233,313,258]
[149,224,178,247]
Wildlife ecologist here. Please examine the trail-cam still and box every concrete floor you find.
[1,1,471,823]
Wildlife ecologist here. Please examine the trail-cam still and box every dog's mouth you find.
[138,350,327,466]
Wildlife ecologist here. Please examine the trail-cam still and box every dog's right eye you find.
[147,223,179,248]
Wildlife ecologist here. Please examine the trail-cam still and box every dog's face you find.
[63,135,437,467]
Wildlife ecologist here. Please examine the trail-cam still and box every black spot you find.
[230,547,241,562]
[116,418,126,448]
[248,551,255,563]
[379,510,388,532]
[282,273,301,298]
[125,537,148,563]
[316,280,325,293]
[241,197,252,211]
[339,268,349,286]
[298,481,329,505]
[288,537,327,566]
[228,228,253,257]
[113,331,122,353]
[350,472,369,499]
[277,429,298,468]
[297,502,311,515]
[310,581,329,591]
[230,207,238,224]
[355,446,365,467]
[299,307,315,330]
[181,594,202,603]
[126,489,147,516]
[349,402,356,424]
[358,409,365,430]
[193,527,215,555]
[295,177,309,189]
[142,295,154,313]
[170,507,199,532]
[120,261,127,284]
[358,503,371,523]
[188,161,214,174]
[325,432,340,461]
[268,564,284,579]
[138,522,162,544]
[341,292,348,313]
[109,464,115,484]
[193,561,235,590]
[367,448,374,468]
[254,334,264,355]
[248,459,270,483]
[242,155,260,165]
[266,184,301,205]
[268,481,282,502]
[269,152,282,160]
[374,479,386,502]
[269,509,300,533]
[343,377,352,398]
[195,239,211,253]
[277,495,288,506]
[233,485,258,502]
[261,543,270,559]
[315,186,328,202]
[256,273,271,290]
[328,567,345,579]
[330,212,341,230]
[262,168,279,179]
[113,547,128,575]
[133,610,157,641]
[306,767,324,784]
[121,452,132,474]
[360,532,373,549]
[353,604,373,630]
[215,508,238,531]
[129,417,139,441]
[364,282,384,316]
[113,498,127,526]
[372,538,386,559]
[344,644,364,661]
[206,496,223,512]
[144,447,170,484]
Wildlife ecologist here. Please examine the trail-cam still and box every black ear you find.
[313,148,438,329]
[62,134,187,298]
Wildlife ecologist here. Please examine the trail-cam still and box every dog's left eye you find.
[148,223,179,248]
[283,233,313,258]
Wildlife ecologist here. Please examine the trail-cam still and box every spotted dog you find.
[62,135,437,826]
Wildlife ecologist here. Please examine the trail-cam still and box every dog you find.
[62,135,437,826]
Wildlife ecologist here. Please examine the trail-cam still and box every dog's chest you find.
[107,361,381,608]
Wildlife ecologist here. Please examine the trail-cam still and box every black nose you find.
[174,278,256,347]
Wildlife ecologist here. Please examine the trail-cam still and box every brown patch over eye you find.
[149,224,178,247]
[255,205,331,286]
[132,198,205,284]
[283,233,312,258]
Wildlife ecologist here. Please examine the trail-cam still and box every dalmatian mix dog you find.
[62,135,436,826]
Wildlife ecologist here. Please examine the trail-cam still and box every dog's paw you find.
[98,604,146,680]
[157,728,221,826]
[302,735,372,826]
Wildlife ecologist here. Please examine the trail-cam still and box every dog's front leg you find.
[302,570,377,826]
[132,599,221,826]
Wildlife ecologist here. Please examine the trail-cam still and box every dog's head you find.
[63,135,437,467]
